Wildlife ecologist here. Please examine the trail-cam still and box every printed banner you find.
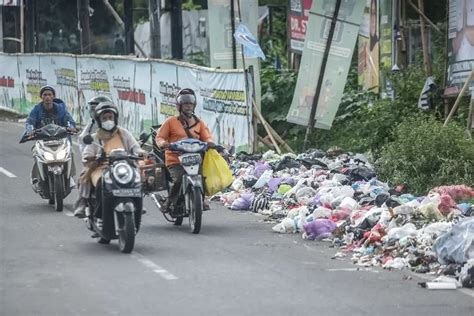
[287,0,366,129]
[0,53,253,151]
[208,0,261,109]
[445,0,474,96]
[289,0,313,53]
[358,0,380,92]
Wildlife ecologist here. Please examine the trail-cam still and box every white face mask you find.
[101,120,115,131]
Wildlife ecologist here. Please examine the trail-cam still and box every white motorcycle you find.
[20,123,75,212]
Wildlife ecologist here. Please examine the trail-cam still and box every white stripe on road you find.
[0,167,17,178]
[326,268,379,273]
[132,252,178,280]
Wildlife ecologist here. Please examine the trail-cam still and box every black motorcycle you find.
[139,129,229,234]
[82,135,144,253]
[20,123,75,212]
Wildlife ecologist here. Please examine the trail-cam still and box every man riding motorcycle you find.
[73,95,113,216]
[155,88,215,212]
[25,85,77,190]
[77,101,145,218]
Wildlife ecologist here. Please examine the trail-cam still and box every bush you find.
[375,115,474,196]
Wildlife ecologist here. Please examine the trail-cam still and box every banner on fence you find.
[0,53,253,152]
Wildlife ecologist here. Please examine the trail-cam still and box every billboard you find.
[445,0,474,96]
[358,0,380,92]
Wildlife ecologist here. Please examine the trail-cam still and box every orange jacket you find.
[155,116,213,167]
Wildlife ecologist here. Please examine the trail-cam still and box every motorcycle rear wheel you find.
[188,188,202,234]
[54,175,63,212]
[118,212,135,253]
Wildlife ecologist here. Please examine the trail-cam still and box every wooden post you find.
[467,95,474,139]
[253,102,281,154]
[444,70,474,127]
[418,0,432,76]
[407,0,441,34]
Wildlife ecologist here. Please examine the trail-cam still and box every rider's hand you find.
[27,132,34,139]
[137,151,148,159]
[68,127,78,134]
[207,142,217,149]
[159,141,170,149]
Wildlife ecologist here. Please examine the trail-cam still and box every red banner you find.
[289,0,313,54]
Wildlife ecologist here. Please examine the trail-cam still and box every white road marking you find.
[132,252,178,280]
[0,167,17,178]
[326,268,379,273]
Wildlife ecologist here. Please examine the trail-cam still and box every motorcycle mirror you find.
[139,132,150,143]
[83,135,94,145]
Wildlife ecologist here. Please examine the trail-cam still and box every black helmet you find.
[176,88,196,112]
[94,101,119,128]
[39,85,56,97]
[87,95,112,119]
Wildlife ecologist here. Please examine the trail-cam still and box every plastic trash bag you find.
[203,149,233,196]
[253,170,273,189]
[272,217,298,233]
[303,219,337,240]
[267,177,282,192]
[433,217,474,265]
[253,161,272,178]
[230,193,254,210]
[384,223,417,242]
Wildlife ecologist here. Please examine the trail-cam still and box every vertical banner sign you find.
[289,0,314,54]
[208,0,261,109]
[358,0,379,92]
[445,0,474,96]
[287,0,366,129]
[379,0,392,98]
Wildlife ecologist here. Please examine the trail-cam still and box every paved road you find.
[0,120,473,316]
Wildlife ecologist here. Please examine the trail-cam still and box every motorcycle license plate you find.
[180,154,201,166]
[112,188,141,197]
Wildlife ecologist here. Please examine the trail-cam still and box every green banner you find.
[287,0,366,129]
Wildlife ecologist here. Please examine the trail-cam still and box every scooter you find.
[82,135,144,253]
[20,123,75,212]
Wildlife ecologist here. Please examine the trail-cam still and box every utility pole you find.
[124,0,134,55]
[24,0,35,52]
[148,0,161,58]
[0,5,3,52]
[170,0,183,59]
[78,0,91,54]
[230,0,237,68]
[302,0,342,152]
[418,0,432,76]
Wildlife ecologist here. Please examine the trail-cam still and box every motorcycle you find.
[20,123,75,212]
[138,130,228,234]
[82,135,144,253]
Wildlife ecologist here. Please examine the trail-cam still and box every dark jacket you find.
[25,98,75,132]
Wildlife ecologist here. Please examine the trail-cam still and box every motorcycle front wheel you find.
[188,188,202,234]
[117,212,135,253]
[54,174,64,212]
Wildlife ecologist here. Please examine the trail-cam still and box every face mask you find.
[101,120,115,131]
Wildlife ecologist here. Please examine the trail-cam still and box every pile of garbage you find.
[216,149,474,289]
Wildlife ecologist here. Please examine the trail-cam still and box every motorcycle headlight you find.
[177,142,207,153]
[112,162,134,184]
[56,149,68,160]
[43,152,54,160]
